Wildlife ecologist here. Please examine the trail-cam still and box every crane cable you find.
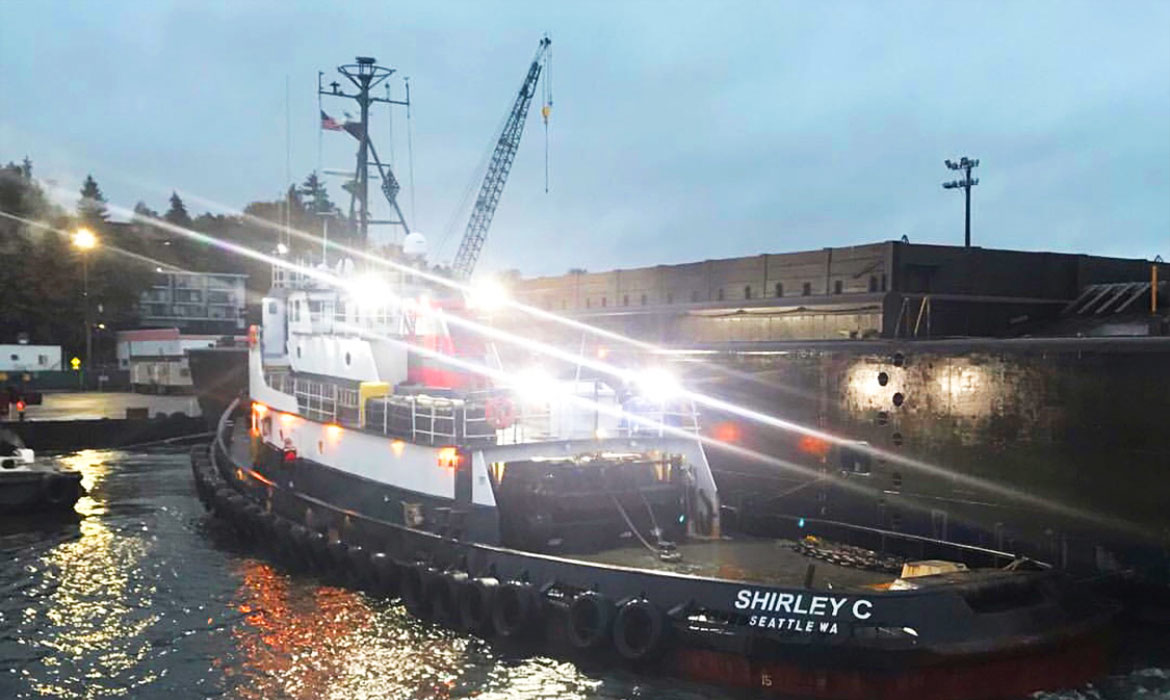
[541,41,552,193]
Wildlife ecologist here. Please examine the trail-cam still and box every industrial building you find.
[508,240,1167,343]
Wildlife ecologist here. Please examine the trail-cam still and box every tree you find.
[299,171,335,215]
[164,191,192,228]
[77,174,108,226]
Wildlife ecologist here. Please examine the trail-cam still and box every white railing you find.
[267,372,360,424]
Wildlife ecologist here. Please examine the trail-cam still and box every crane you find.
[451,36,551,280]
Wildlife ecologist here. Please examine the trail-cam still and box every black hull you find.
[191,414,1117,699]
[0,470,83,514]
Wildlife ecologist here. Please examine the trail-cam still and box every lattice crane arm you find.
[451,36,551,280]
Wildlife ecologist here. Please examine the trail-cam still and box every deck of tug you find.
[570,538,896,590]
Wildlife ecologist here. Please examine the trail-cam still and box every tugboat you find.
[1,428,84,513]
[191,251,1117,700]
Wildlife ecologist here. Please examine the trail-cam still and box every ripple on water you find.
[0,449,1165,700]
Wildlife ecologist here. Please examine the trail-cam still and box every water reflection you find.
[18,450,158,699]
[227,559,611,699]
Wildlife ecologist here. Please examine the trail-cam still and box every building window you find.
[744,285,752,300]
[717,288,725,301]
[9,354,17,361]
[869,276,878,292]
[38,355,47,366]
[640,293,647,306]
[622,294,629,307]
[802,282,812,296]
[834,280,843,294]
[881,273,887,291]
[775,282,783,297]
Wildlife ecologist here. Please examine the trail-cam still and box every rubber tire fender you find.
[41,474,74,506]
[306,530,330,570]
[399,562,429,617]
[491,580,536,639]
[427,570,460,623]
[566,590,614,650]
[612,598,667,662]
[345,544,372,590]
[458,577,498,634]
[369,552,397,595]
[212,487,234,518]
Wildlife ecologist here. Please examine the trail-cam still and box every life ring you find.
[491,580,536,638]
[484,397,516,430]
[566,590,614,650]
[612,598,667,662]
[458,577,498,634]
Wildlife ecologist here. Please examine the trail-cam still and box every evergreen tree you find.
[299,171,335,215]
[164,191,192,228]
[77,174,108,225]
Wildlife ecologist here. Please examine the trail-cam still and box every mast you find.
[321,56,411,243]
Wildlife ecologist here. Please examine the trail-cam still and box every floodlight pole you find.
[943,157,980,247]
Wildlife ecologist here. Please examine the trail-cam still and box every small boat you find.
[190,255,1118,700]
[1,429,84,514]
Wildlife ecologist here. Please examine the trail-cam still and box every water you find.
[0,449,1165,700]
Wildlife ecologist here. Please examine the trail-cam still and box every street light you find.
[942,157,980,247]
[72,228,98,380]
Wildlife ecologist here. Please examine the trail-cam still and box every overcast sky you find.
[2,1,1167,276]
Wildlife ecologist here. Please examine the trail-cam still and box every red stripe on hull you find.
[673,634,1110,700]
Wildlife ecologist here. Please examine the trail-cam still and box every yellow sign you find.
[70,357,81,371]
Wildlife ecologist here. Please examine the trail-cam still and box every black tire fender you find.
[491,580,536,639]
[399,562,429,616]
[369,552,397,595]
[612,598,668,662]
[566,590,614,650]
[458,577,497,634]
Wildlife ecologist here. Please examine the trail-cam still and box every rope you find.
[610,494,659,556]
[405,77,416,223]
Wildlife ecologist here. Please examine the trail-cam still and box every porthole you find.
[345,352,352,366]
[892,392,905,407]
[891,432,904,447]
[892,352,905,367]
[877,371,889,386]
[875,411,889,426]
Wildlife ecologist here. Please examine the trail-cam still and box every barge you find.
[191,258,1116,699]
[1,428,84,513]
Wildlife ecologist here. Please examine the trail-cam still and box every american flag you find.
[320,110,343,131]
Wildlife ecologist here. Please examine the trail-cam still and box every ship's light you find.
[391,439,405,457]
[437,446,461,469]
[280,412,297,426]
[510,366,556,402]
[712,421,741,443]
[348,273,391,308]
[467,277,509,312]
[252,402,268,417]
[325,423,343,440]
[637,367,681,403]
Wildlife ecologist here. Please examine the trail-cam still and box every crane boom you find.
[451,37,550,279]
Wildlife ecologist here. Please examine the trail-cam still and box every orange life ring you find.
[484,397,516,430]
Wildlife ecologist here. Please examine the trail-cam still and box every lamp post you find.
[943,157,980,247]
[72,228,98,381]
